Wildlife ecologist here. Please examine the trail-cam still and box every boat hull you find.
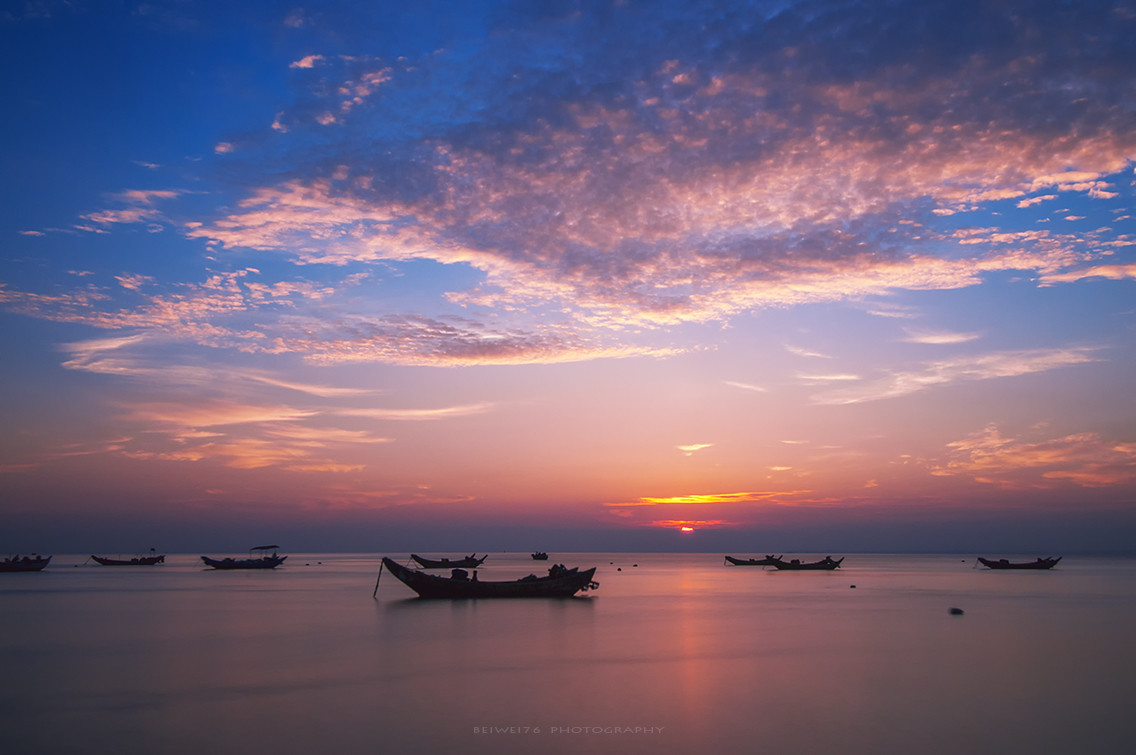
[724,555,781,566]
[0,556,51,572]
[201,555,286,570]
[978,557,1061,570]
[381,557,597,599]
[410,554,487,569]
[769,556,844,571]
[92,555,165,566]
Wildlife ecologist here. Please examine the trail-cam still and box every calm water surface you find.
[2,553,1134,754]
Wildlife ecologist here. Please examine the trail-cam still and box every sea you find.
[2,552,1134,755]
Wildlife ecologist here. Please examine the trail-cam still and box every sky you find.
[2,0,1135,555]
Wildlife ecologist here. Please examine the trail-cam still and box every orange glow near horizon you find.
[652,520,730,530]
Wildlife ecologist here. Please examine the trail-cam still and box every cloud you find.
[78,189,181,230]
[604,491,812,507]
[933,424,1136,489]
[812,347,1103,405]
[8,1,1136,370]
[290,54,324,69]
[785,345,831,358]
[123,400,317,428]
[901,329,982,345]
[1016,195,1057,208]
[677,443,713,456]
[1040,263,1136,285]
[724,380,766,393]
[165,0,1134,345]
[338,402,495,421]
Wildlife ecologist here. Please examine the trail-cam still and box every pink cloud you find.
[934,425,1136,489]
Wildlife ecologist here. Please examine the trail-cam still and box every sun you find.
[680,526,695,532]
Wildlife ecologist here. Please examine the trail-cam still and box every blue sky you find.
[2,0,1135,554]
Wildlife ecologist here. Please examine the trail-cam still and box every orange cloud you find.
[604,491,812,507]
[933,425,1136,489]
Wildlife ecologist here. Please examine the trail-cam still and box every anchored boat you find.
[202,545,286,570]
[409,553,487,569]
[978,556,1061,570]
[378,557,598,599]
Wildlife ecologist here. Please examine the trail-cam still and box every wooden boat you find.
[0,555,51,572]
[92,552,165,566]
[202,545,286,570]
[410,553,487,569]
[379,557,598,599]
[531,552,549,560]
[769,556,844,571]
[978,556,1062,570]
[724,554,782,566]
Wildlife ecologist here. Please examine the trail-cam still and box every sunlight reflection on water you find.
[1,553,1134,754]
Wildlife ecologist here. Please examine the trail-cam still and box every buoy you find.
[850,584,856,588]
[949,607,964,615]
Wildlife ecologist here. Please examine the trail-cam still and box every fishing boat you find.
[1,555,51,572]
[92,550,165,566]
[978,556,1062,570]
[531,552,549,560]
[202,545,286,570]
[409,553,487,569]
[378,557,598,599]
[724,554,782,566]
[768,556,844,571]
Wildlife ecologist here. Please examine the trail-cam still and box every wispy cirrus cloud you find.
[724,381,767,393]
[338,402,495,421]
[901,329,982,345]
[812,347,1103,405]
[122,400,317,429]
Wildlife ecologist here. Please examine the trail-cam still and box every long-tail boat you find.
[92,551,165,566]
[202,545,286,570]
[978,556,1062,570]
[724,555,782,566]
[410,553,487,569]
[378,557,598,599]
[0,555,51,572]
[769,556,844,571]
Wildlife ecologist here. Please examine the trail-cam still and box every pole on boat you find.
[372,559,384,598]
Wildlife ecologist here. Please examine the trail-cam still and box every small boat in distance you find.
[378,557,598,599]
[769,556,844,571]
[202,545,286,570]
[978,556,1062,570]
[92,549,165,566]
[724,555,782,566]
[1,555,51,572]
[531,552,549,560]
[410,553,487,569]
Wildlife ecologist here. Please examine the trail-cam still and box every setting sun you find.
[680,526,695,532]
